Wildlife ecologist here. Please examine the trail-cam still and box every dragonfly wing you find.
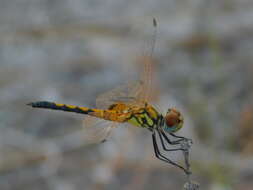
[96,80,144,109]
[81,20,158,145]
[96,20,157,108]
[133,19,158,103]
[135,55,155,103]
[82,115,118,144]
[96,58,156,109]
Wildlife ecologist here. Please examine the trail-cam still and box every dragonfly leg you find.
[152,132,190,175]
[157,130,184,151]
[169,133,193,144]
[160,130,181,145]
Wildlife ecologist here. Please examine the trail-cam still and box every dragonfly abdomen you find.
[27,101,96,115]
[27,101,128,123]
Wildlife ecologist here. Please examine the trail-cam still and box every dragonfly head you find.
[163,108,184,133]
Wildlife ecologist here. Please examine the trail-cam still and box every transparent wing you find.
[136,55,155,103]
[96,19,157,108]
[137,18,157,103]
[82,115,119,144]
[82,19,158,143]
[96,56,156,109]
[96,80,143,108]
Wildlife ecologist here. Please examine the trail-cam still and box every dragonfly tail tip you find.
[26,102,34,106]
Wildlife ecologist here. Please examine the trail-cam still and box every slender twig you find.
[180,139,199,190]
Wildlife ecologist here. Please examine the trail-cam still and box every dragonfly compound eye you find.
[164,108,184,132]
[165,112,180,127]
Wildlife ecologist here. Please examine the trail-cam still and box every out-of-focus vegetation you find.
[1,0,253,189]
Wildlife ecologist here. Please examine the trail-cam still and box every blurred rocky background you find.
[1,0,253,189]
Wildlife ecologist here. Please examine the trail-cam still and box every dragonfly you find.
[27,18,192,174]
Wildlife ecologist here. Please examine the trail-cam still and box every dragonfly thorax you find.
[162,108,184,133]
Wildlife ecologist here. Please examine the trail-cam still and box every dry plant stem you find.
[181,139,191,176]
[181,139,200,190]
[183,182,200,190]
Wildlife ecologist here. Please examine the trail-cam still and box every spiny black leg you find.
[169,133,184,138]
[157,130,183,151]
[152,132,189,174]
[160,131,181,145]
[152,132,177,163]
[170,133,193,144]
